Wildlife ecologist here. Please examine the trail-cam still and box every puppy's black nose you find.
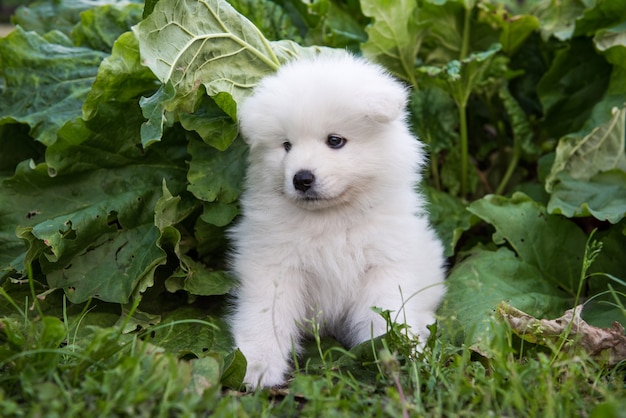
[293,170,315,192]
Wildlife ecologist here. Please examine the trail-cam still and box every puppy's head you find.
[238,52,421,210]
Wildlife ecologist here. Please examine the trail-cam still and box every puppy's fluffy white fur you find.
[229,52,446,389]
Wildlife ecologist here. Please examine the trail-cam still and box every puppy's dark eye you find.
[326,134,346,149]
[283,141,292,152]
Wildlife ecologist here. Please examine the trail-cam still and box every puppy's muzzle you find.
[293,170,315,192]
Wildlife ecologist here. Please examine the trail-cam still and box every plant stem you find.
[28,264,45,319]
[458,101,469,197]
[495,148,519,195]
[394,373,410,418]
[458,3,472,196]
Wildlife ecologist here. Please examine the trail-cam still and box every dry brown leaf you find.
[497,302,626,366]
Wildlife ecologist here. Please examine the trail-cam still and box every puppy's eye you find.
[283,141,292,152]
[326,134,346,149]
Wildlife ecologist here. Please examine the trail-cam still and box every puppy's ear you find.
[365,84,408,124]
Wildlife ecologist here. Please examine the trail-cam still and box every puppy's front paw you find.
[243,354,290,390]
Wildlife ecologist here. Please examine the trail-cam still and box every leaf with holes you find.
[0,105,188,303]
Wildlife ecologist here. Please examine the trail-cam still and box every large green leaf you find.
[545,105,626,193]
[1,156,171,303]
[440,246,571,354]
[0,28,107,146]
[360,0,423,85]
[468,193,587,294]
[541,37,626,223]
[0,105,189,303]
[548,171,626,224]
[441,193,597,353]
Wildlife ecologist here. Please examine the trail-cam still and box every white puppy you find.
[229,52,445,389]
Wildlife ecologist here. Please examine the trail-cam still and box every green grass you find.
[1,281,624,417]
